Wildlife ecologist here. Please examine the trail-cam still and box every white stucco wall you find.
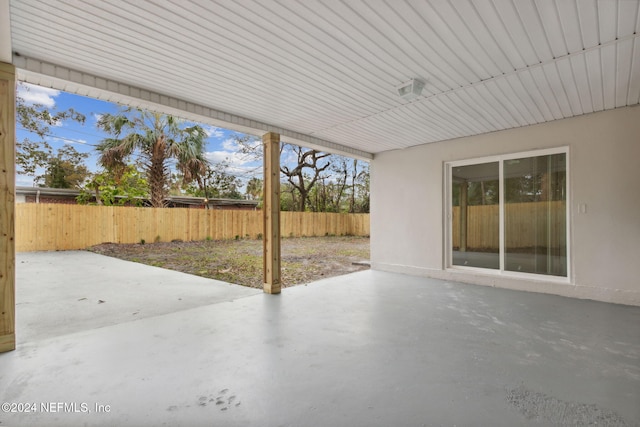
[371,106,640,306]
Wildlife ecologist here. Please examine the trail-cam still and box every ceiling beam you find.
[13,55,374,161]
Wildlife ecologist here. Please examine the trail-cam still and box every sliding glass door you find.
[449,149,568,278]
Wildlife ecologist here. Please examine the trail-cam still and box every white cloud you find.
[221,137,237,151]
[17,82,60,108]
[206,150,251,167]
[281,150,299,165]
[205,149,262,180]
[222,136,262,153]
[202,135,265,179]
[93,113,103,123]
[203,125,225,138]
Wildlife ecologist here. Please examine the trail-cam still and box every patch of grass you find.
[336,248,369,258]
[88,236,370,289]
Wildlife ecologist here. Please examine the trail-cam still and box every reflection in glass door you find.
[504,153,567,276]
[451,162,499,269]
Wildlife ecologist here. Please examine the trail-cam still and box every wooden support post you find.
[0,62,16,353]
[262,132,281,294]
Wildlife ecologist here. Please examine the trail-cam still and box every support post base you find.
[0,333,16,353]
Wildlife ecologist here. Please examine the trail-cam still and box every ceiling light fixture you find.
[396,79,425,100]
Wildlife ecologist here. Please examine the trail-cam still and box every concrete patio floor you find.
[1,252,639,426]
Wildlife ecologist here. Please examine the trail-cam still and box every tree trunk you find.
[148,138,167,208]
[93,182,103,206]
[298,188,307,212]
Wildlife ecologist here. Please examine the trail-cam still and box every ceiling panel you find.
[492,0,540,67]
[568,55,594,115]
[556,57,584,116]
[598,0,618,43]
[430,94,489,135]
[555,0,584,53]
[7,0,640,156]
[493,77,535,125]
[616,39,635,107]
[601,44,618,110]
[474,0,529,70]
[617,0,639,37]
[502,74,545,124]
[628,39,640,105]
[584,49,605,112]
[577,0,599,48]
[513,0,555,62]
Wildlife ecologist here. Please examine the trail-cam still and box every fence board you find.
[16,204,370,252]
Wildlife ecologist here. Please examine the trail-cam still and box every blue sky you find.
[16,83,263,189]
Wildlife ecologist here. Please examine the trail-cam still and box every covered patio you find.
[1,1,639,425]
[2,251,639,426]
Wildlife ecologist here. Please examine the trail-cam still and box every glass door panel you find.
[504,153,567,276]
[451,162,500,269]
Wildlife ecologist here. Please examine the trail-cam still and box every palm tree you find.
[245,177,263,200]
[96,108,209,207]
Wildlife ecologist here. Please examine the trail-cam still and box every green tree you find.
[232,135,371,213]
[78,165,148,206]
[280,182,299,211]
[16,86,85,141]
[234,135,332,212]
[353,162,370,213]
[16,84,86,184]
[96,108,208,207]
[280,146,331,212]
[184,160,243,200]
[245,177,263,201]
[307,159,370,213]
[42,145,90,188]
[16,139,51,181]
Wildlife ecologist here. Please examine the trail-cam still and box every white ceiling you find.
[6,0,640,158]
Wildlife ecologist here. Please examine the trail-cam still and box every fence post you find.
[262,132,281,294]
[0,62,16,352]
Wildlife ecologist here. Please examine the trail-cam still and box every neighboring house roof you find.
[16,186,79,199]
[15,186,259,209]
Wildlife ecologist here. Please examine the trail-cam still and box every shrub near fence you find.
[16,204,370,252]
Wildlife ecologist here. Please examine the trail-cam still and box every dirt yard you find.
[88,236,370,289]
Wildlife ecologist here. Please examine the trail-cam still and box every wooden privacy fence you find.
[16,204,370,252]
[452,201,566,250]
